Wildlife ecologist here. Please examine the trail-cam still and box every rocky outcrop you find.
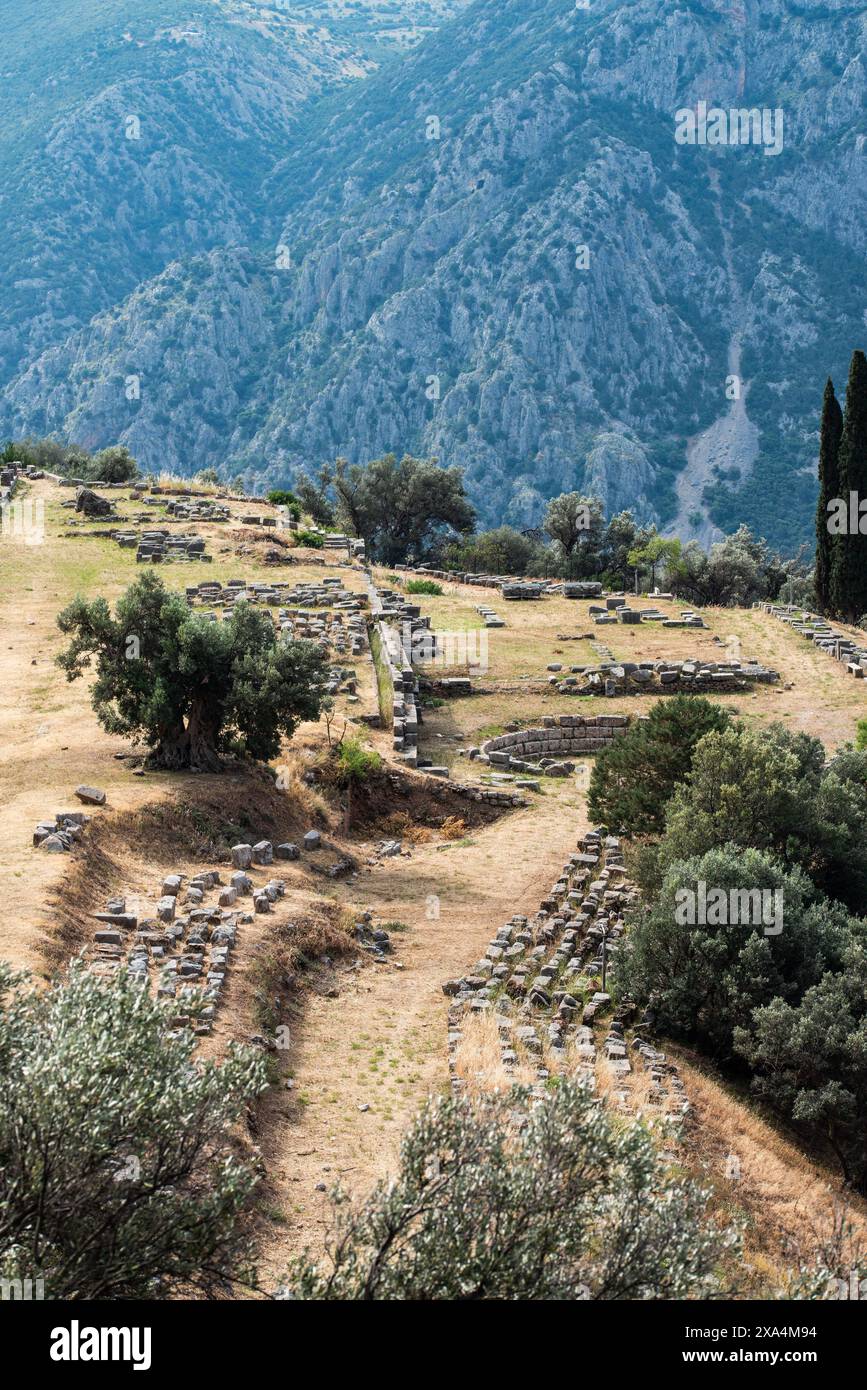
[2,0,865,548]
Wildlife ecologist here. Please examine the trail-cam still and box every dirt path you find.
[257,786,588,1278]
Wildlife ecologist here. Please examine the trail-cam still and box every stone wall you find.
[481,715,630,766]
[443,831,689,1128]
[367,576,425,765]
[547,657,778,697]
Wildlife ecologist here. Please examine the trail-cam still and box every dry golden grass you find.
[673,1050,867,1292]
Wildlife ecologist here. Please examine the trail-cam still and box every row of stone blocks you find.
[442,832,689,1128]
[443,833,634,1098]
[481,715,629,766]
[762,602,867,677]
[86,866,286,1037]
[548,657,779,697]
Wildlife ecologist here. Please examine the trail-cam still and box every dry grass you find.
[672,1049,867,1293]
[451,1010,600,1096]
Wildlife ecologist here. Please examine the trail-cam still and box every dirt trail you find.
[258,788,588,1277]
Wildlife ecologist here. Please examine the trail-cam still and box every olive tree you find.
[0,963,267,1299]
[56,573,331,771]
[283,1080,739,1300]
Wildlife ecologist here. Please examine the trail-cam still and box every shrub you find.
[268,489,298,507]
[406,579,443,596]
[294,530,325,549]
[0,963,266,1299]
[282,1080,739,1299]
[332,737,382,785]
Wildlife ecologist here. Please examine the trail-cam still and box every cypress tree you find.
[815,378,842,615]
[830,350,867,623]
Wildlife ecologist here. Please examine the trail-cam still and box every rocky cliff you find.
[2,0,866,549]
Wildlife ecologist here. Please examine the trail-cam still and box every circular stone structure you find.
[482,714,630,766]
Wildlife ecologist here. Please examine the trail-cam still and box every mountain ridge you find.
[2,0,867,549]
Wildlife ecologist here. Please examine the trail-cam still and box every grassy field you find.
[372,568,867,773]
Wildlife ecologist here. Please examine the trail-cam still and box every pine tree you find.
[815,378,842,615]
[830,350,867,623]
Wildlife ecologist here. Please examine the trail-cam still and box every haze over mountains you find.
[2,0,866,549]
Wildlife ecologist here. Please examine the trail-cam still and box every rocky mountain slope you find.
[3,0,867,549]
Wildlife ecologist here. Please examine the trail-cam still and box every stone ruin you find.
[443,832,689,1126]
[186,577,369,660]
[163,497,231,523]
[82,841,309,1036]
[476,603,506,628]
[476,715,630,777]
[74,486,115,518]
[33,810,90,852]
[369,579,438,766]
[563,581,604,598]
[107,527,210,562]
[589,597,706,628]
[500,580,546,600]
[763,602,867,678]
[546,656,779,697]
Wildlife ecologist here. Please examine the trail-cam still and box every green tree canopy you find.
[736,942,867,1190]
[658,726,867,913]
[331,453,475,563]
[587,695,732,836]
[56,573,331,771]
[443,524,533,575]
[619,845,853,1057]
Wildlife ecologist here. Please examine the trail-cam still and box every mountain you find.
[0,0,466,420]
[2,0,867,549]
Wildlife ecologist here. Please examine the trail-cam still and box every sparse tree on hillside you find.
[627,534,681,592]
[56,573,330,771]
[442,525,533,575]
[331,454,475,564]
[619,845,851,1058]
[736,943,867,1190]
[659,727,867,912]
[587,695,731,836]
[815,378,843,616]
[295,466,336,528]
[544,492,596,576]
[0,962,266,1299]
[90,445,138,484]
